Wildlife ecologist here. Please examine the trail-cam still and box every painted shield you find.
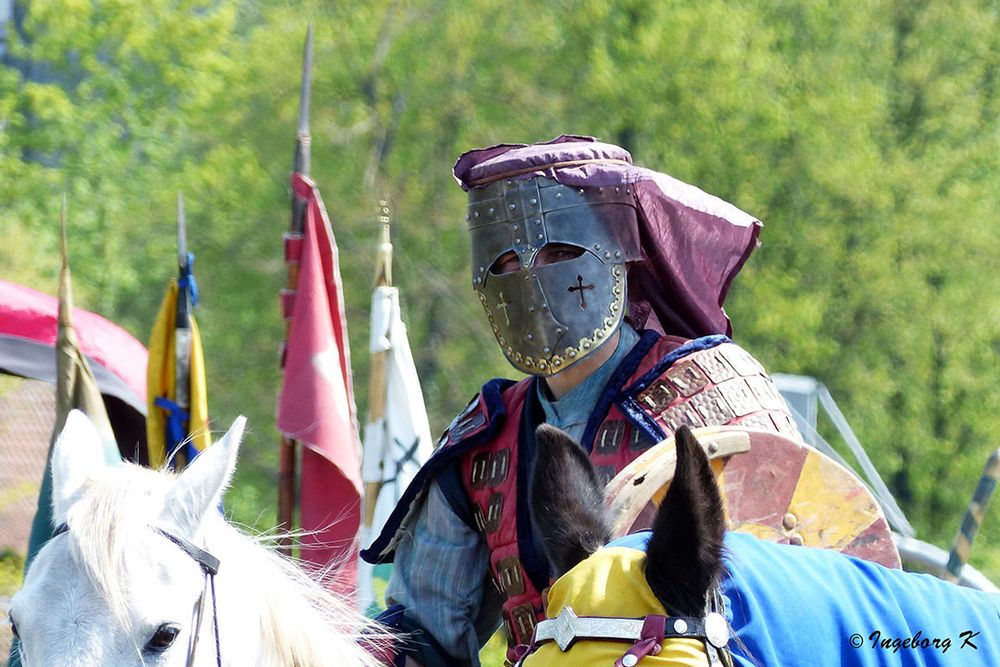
[604,426,901,568]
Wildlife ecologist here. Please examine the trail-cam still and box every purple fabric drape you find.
[453,135,762,339]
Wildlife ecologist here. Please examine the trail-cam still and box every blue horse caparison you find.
[567,530,1000,666]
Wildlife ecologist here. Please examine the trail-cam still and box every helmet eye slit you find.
[532,243,585,268]
[490,251,522,275]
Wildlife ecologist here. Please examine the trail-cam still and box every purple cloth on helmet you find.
[453,135,762,338]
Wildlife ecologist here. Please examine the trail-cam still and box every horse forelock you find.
[63,462,178,631]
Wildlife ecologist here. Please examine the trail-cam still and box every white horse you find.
[9,411,388,666]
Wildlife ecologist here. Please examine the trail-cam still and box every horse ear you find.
[530,424,611,578]
[51,410,110,525]
[159,416,245,538]
[644,426,726,616]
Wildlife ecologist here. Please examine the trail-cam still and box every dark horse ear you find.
[644,426,727,616]
[530,424,612,578]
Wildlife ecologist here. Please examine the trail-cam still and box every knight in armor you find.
[361,136,800,666]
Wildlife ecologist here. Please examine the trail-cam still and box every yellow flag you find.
[146,279,209,468]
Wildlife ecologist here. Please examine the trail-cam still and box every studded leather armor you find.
[454,334,800,662]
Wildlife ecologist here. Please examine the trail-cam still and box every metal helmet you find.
[468,176,641,376]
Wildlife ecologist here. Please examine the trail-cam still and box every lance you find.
[362,200,393,533]
[174,190,193,467]
[944,448,1000,582]
[278,24,313,554]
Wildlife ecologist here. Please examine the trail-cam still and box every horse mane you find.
[63,460,389,667]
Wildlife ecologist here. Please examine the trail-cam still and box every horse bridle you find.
[515,587,733,667]
[52,523,223,667]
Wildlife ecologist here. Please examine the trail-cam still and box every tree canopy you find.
[2,0,999,587]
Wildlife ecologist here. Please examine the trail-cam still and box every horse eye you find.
[145,623,180,652]
[8,614,18,640]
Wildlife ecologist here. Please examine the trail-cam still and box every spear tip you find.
[177,190,188,268]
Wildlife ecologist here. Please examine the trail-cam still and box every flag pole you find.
[278,24,314,555]
[362,200,393,532]
[174,191,192,467]
[944,448,1000,582]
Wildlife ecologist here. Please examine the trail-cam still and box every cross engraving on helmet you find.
[496,292,513,325]
[568,275,595,309]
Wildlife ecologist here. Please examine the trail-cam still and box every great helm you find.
[467,175,641,376]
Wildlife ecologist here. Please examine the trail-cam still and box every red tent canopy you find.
[0,279,148,459]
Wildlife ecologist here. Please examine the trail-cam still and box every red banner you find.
[277,173,362,590]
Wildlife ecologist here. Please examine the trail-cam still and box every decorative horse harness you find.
[514,588,733,667]
[52,522,223,667]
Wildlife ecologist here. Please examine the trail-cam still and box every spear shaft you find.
[363,201,393,531]
[278,25,314,555]
[174,191,192,466]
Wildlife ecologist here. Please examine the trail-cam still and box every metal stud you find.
[615,251,621,258]
[555,328,563,334]
[594,243,602,251]
[537,234,543,240]
[508,203,516,210]
[515,238,521,244]
[513,224,519,231]
[622,656,638,667]
[604,251,612,259]
[568,349,577,358]
[708,441,719,455]
[527,333,534,341]
[474,211,480,218]
[528,306,535,312]
[529,198,537,206]
[673,619,688,634]
[555,192,562,199]
[535,218,542,224]
[488,207,495,214]
[782,513,798,530]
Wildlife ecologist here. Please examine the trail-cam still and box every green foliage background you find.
[3,0,1000,660]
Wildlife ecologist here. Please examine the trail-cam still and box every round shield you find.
[604,426,901,568]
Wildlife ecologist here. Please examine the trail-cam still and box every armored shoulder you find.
[630,338,801,440]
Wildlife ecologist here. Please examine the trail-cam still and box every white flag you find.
[357,285,432,611]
